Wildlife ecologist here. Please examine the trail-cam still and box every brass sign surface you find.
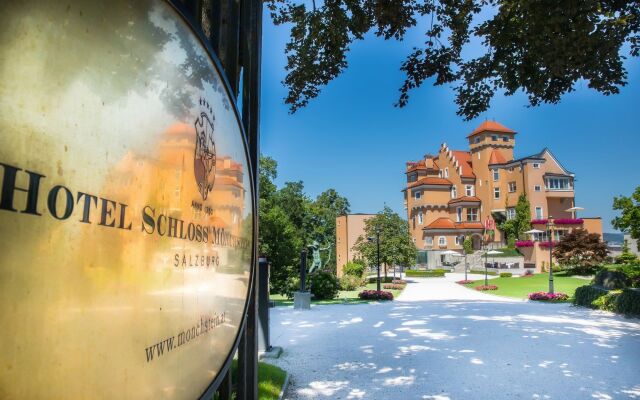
[0,1,253,398]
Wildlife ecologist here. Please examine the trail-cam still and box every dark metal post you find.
[300,249,307,292]
[258,256,270,353]
[484,251,488,287]
[548,217,555,294]
[376,231,381,291]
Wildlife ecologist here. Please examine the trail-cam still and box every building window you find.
[415,191,421,200]
[533,163,540,169]
[508,181,516,193]
[465,185,474,196]
[408,173,417,182]
[438,236,446,246]
[444,168,449,178]
[451,185,457,199]
[475,137,481,144]
[493,170,499,181]
[467,208,478,221]
[508,167,514,172]
[546,177,571,190]
[494,187,500,199]
[502,136,509,142]
[425,237,433,246]
[507,207,516,220]
[491,135,498,141]
[535,206,543,219]
[418,211,423,225]
[455,236,461,245]
[456,207,462,222]
[534,185,541,192]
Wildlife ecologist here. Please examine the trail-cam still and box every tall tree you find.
[553,228,608,274]
[499,193,532,242]
[353,206,417,276]
[267,0,640,120]
[309,189,351,269]
[612,186,640,251]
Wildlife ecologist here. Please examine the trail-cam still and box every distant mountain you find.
[603,232,624,244]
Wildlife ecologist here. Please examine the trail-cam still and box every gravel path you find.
[268,275,640,400]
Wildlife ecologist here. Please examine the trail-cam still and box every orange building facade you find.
[336,214,375,277]
[403,121,602,268]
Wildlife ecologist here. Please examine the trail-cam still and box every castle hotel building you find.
[403,121,602,267]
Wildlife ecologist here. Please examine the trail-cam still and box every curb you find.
[278,372,290,400]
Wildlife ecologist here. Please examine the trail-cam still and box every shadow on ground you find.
[269,300,640,400]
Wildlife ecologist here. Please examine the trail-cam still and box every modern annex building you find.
[403,121,602,270]
[336,213,375,277]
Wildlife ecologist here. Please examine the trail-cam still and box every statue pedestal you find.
[293,291,311,310]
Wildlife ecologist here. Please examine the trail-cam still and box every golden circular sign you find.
[0,1,254,398]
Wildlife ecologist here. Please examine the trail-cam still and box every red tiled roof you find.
[408,177,452,188]
[424,218,484,230]
[467,120,516,138]
[488,149,508,165]
[451,150,475,178]
[448,196,481,205]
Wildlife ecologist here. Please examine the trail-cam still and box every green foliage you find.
[507,236,516,250]
[613,264,640,288]
[614,289,640,316]
[553,228,608,273]
[593,270,629,290]
[267,0,640,120]
[342,262,365,277]
[592,290,622,312]
[499,194,531,241]
[259,154,350,295]
[573,285,608,308]
[406,269,445,277]
[339,275,366,291]
[353,206,417,272]
[469,269,497,276]
[612,187,640,251]
[463,236,473,255]
[368,276,395,284]
[310,271,340,300]
[500,272,513,278]
[282,276,301,300]
[616,240,639,265]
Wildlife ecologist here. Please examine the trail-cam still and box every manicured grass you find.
[270,282,404,306]
[490,247,523,257]
[462,272,588,300]
[405,269,445,277]
[220,361,287,400]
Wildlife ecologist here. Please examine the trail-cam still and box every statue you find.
[308,240,331,273]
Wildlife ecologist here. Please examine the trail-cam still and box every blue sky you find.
[259,13,640,233]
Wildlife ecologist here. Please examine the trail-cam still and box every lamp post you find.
[547,216,555,294]
[368,229,381,291]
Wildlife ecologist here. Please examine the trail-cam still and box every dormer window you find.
[451,185,457,199]
[533,163,540,169]
[474,137,481,144]
[444,168,449,178]
[414,191,422,200]
[491,135,498,141]
[502,136,509,142]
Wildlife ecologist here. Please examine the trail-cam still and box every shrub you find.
[456,279,475,284]
[475,285,498,291]
[383,283,406,290]
[573,285,608,308]
[614,289,640,316]
[405,270,445,277]
[339,275,365,291]
[523,269,534,277]
[368,276,395,284]
[342,262,365,277]
[566,264,600,275]
[500,272,513,278]
[283,276,301,299]
[392,279,407,285]
[528,292,569,302]
[358,290,394,301]
[592,290,622,311]
[310,271,339,300]
[507,236,516,249]
[614,264,640,288]
[593,270,629,290]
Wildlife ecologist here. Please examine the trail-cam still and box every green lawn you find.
[462,273,589,300]
[270,282,404,306]
[257,362,287,400]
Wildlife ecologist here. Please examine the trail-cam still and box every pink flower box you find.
[553,218,584,225]
[516,240,534,247]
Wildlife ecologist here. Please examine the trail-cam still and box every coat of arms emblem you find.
[194,99,216,200]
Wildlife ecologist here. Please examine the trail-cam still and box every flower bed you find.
[358,290,394,301]
[392,279,407,285]
[554,218,584,225]
[456,280,475,284]
[515,240,534,248]
[528,292,569,301]
[475,285,498,291]
[383,283,406,290]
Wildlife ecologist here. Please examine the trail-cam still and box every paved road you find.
[269,275,640,400]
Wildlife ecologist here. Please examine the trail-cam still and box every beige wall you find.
[336,214,375,277]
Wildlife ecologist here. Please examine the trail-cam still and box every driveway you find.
[268,275,640,399]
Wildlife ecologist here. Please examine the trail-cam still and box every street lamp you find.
[547,216,555,294]
[367,230,381,291]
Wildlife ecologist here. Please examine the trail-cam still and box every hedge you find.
[499,272,513,278]
[405,269,445,277]
[368,276,395,284]
[573,285,608,308]
[615,289,640,316]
